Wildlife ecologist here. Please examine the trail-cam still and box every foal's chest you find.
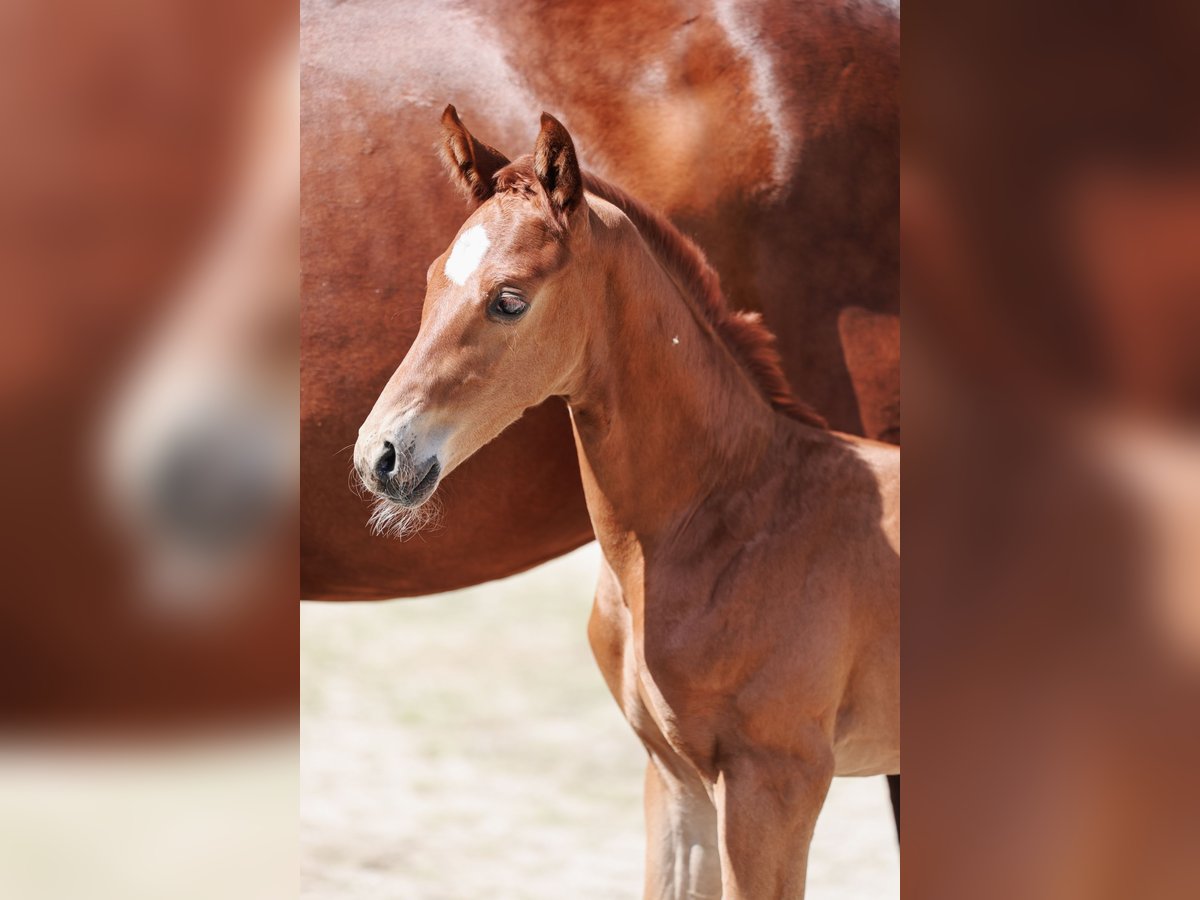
[587,563,729,775]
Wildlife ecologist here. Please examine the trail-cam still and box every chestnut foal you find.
[355,108,900,899]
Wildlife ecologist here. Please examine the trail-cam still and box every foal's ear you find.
[439,104,510,205]
[534,113,583,215]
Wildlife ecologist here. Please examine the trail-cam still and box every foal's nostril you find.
[374,441,397,483]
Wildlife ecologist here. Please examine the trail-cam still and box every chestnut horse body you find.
[301,0,899,599]
[354,112,900,898]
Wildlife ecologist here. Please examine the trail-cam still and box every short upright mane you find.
[495,161,826,427]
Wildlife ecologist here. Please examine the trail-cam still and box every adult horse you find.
[353,111,900,898]
[301,0,900,599]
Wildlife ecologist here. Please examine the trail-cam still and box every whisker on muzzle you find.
[347,457,370,500]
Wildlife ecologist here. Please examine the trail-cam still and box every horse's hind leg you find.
[642,754,721,900]
[713,742,834,899]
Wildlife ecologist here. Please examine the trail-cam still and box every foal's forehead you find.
[434,194,564,289]
[442,223,490,286]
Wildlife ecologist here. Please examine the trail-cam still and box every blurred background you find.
[302,544,900,899]
[1,0,296,898]
[904,1,1200,897]
[0,0,297,724]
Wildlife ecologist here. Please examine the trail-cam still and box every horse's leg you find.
[713,743,834,899]
[642,754,722,900]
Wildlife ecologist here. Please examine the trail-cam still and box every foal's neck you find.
[566,209,792,564]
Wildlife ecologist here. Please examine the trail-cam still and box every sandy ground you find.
[302,543,899,899]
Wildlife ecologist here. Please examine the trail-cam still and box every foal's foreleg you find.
[714,744,834,899]
[643,754,722,900]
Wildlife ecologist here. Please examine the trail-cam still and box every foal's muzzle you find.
[357,435,441,507]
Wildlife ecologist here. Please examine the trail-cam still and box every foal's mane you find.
[495,160,827,428]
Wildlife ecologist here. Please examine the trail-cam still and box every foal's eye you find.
[489,290,529,321]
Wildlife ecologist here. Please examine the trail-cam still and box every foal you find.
[355,107,900,899]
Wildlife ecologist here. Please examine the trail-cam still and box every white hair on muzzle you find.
[366,495,443,540]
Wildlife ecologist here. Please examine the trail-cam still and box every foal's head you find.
[354,107,598,522]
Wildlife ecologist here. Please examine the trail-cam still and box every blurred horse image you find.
[105,39,299,605]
